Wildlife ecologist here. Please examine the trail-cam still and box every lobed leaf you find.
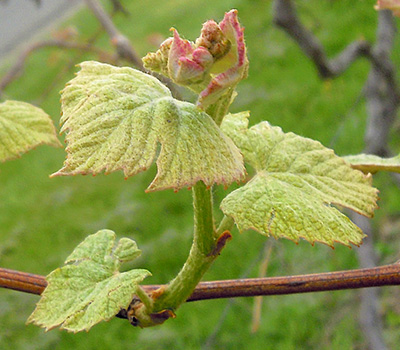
[28,230,150,332]
[220,112,379,247]
[344,153,400,174]
[53,61,245,192]
[0,100,61,162]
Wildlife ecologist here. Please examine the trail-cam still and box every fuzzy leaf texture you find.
[28,230,150,332]
[0,100,61,162]
[344,154,400,174]
[220,112,378,246]
[53,61,244,191]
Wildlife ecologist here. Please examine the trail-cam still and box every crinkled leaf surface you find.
[344,154,400,174]
[53,61,244,191]
[28,230,150,332]
[220,112,378,246]
[0,100,61,162]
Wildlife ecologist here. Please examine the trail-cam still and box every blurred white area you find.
[0,0,82,59]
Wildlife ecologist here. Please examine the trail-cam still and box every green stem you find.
[205,88,235,126]
[150,86,238,313]
[132,182,233,327]
[132,91,236,327]
[151,181,217,312]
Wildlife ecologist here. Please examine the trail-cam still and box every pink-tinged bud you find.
[375,0,400,16]
[168,29,213,84]
[143,9,248,108]
[196,20,230,60]
[198,9,248,107]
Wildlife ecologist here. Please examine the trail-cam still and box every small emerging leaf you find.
[344,154,400,174]
[28,230,150,332]
[53,61,244,192]
[220,112,379,247]
[0,100,61,162]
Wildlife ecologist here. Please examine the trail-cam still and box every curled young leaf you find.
[220,112,379,247]
[28,230,150,333]
[53,61,245,192]
[0,100,61,162]
[344,153,400,174]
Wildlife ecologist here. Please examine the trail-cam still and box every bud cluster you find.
[143,9,248,109]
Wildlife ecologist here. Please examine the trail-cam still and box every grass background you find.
[1,0,400,348]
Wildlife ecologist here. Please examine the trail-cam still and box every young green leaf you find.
[220,112,379,247]
[53,61,245,192]
[344,154,400,174]
[28,230,150,332]
[0,100,61,162]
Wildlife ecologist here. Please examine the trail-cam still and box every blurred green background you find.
[1,0,400,349]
